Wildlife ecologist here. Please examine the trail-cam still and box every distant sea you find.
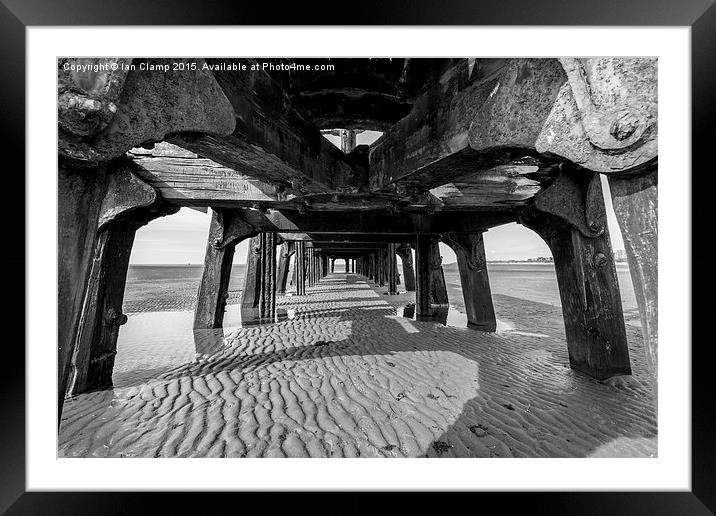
[124,261,637,312]
[124,264,247,308]
[443,262,636,311]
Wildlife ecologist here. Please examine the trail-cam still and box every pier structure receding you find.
[58,58,658,420]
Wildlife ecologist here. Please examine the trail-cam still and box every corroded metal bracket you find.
[559,58,655,152]
[525,166,606,238]
[536,58,657,174]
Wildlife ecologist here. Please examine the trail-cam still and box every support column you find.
[58,165,108,420]
[388,243,398,294]
[196,210,253,329]
[259,232,277,320]
[609,167,658,384]
[377,250,385,286]
[65,164,179,400]
[276,241,294,295]
[393,252,400,285]
[341,129,357,153]
[307,247,315,287]
[415,235,432,316]
[396,246,416,291]
[295,242,306,295]
[70,220,136,395]
[430,240,449,305]
[443,232,496,331]
[241,235,262,310]
[520,193,631,380]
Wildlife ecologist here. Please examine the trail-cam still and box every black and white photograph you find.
[5,4,710,507]
[57,56,659,459]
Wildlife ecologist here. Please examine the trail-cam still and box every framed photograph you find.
[5,0,712,512]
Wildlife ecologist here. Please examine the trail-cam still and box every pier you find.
[58,57,658,452]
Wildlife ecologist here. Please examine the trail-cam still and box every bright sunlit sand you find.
[59,273,656,458]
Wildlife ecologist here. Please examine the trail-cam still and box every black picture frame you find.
[4,0,712,513]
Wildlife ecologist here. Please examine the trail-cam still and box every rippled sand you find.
[59,274,656,458]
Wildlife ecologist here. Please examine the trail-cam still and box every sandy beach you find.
[59,272,656,458]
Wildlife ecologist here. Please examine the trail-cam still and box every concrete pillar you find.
[443,232,496,331]
[415,235,432,316]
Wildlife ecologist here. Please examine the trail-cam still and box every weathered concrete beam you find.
[59,58,235,166]
[370,58,657,192]
[369,58,566,191]
[169,59,366,193]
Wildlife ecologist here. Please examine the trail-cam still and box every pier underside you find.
[58,57,658,427]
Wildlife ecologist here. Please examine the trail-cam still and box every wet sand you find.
[59,274,656,458]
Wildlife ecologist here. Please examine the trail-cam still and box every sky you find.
[128,132,625,265]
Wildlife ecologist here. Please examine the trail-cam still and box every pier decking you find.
[59,273,656,458]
